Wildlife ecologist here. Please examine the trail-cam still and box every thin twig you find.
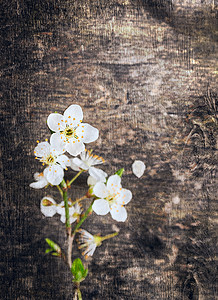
[68,170,84,187]
[71,195,87,206]
[56,185,63,196]
[67,228,74,268]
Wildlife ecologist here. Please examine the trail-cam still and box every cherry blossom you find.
[78,229,101,257]
[71,150,107,181]
[92,174,132,222]
[34,140,70,185]
[40,197,57,217]
[57,202,82,224]
[47,104,99,156]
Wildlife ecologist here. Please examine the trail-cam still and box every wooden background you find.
[0,0,217,299]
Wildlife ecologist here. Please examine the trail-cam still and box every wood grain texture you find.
[0,1,217,299]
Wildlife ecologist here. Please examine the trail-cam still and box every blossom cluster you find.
[30,104,133,226]
[30,103,149,299]
[32,104,99,186]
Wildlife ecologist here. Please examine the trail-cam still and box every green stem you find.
[60,179,71,230]
[56,185,63,196]
[101,231,118,242]
[73,202,93,234]
[68,170,84,187]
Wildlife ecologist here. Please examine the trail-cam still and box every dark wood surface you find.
[0,1,217,299]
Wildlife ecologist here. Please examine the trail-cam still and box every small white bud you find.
[40,197,57,217]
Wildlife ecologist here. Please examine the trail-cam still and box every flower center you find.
[40,154,56,165]
[63,126,78,139]
[94,236,102,246]
[73,212,79,218]
[106,195,116,205]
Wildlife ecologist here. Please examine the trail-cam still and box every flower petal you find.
[47,113,66,132]
[34,142,50,157]
[56,154,71,168]
[60,214,77,224]
[74,203,82,215]
[30,177,48,189]
[116,188,132,205]
[44,165,64,185]
[72,157,89,170]
[79,150,86,161]
[87,175,97,186]
[79,229,94,241]
[66,141,85,156]
[64,104,83,126]
[85,244,97,256]
[93,182,109,198]
[110,204,127,222]
[107,174,121,194]
[50,132,66,154]
[70,159,80,171]
[92,199,110,215]
[132,160,146,178]
[77,123,99,143]
[89,167,107,182]
[33,172,44,181]
[56,201,75,215]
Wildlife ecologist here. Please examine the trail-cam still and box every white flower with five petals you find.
[30,172,49,189]
[71,150,107,182]
[47,104,99,156]
[92,174,132,222]
[34,140,70,186]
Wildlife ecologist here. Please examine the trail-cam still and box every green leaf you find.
[71,258,88,283]
[83,268,88,279]
[45,238,61,254]
[71,258,84,274]
[115,168,124,177]
[73,271,83,282]
[45,248,53,254]
[51,252,60,256]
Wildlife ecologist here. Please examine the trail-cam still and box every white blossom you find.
[87,173,107,187]
[40,197,57,217]
[47,104,99,156]
[57,202,82,224]
[92,174,132,222]
[78,229,101,257]
[71,150,107,182]
[30,172,48,189]
[34,139,70,186]
[132,160,146,178]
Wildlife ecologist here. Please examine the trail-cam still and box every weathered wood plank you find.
[0,1,217,299]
